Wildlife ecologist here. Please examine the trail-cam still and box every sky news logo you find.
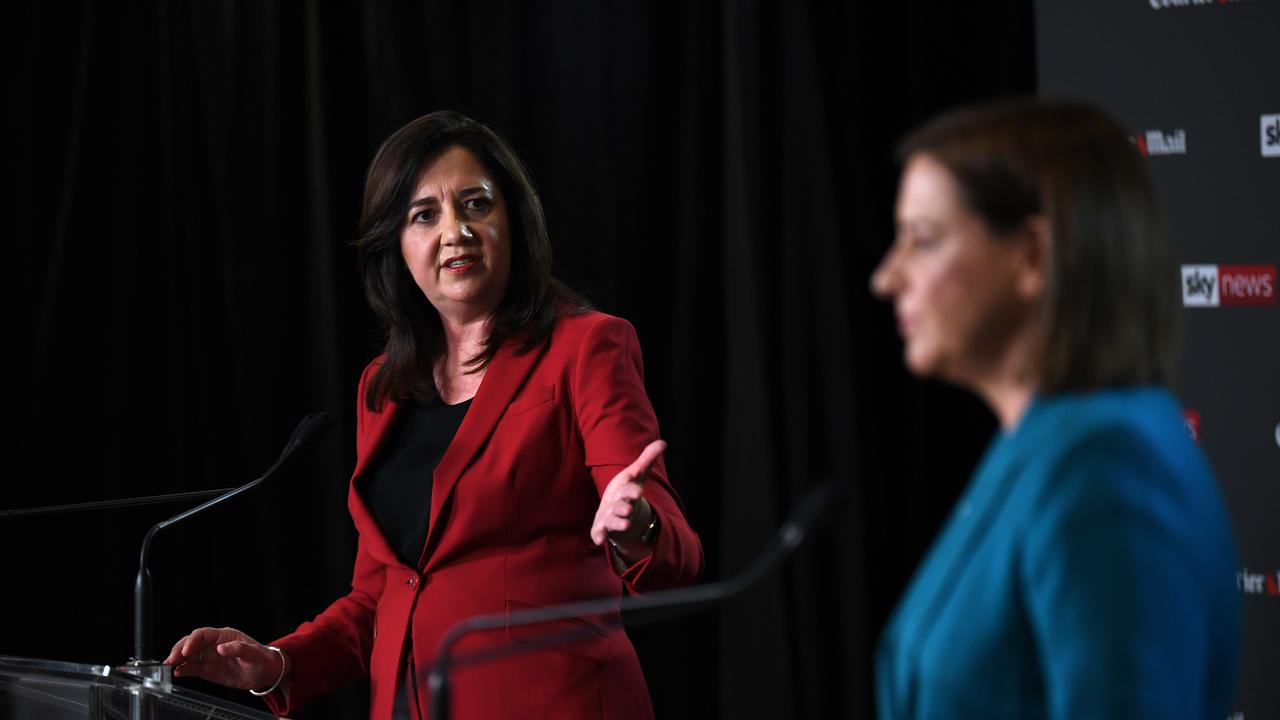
[1133,129,1186,156]
[1262,114,1280,158]
[1237,568,1280,596]
[1181,264,1276,307]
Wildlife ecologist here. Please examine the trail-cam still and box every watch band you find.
[638,507,660,546]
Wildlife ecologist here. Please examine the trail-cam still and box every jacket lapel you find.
[347,396,404,567]
[895,398,1066,672]
[420,337,548,569]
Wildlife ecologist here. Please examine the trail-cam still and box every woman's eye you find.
[464,197,491,213]
[910,235,941,251]
[412,209,438,224]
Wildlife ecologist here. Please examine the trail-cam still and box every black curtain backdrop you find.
[6,3,1033,718]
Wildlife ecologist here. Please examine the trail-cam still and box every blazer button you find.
[407,576,418,588]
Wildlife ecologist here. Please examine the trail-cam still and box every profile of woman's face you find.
[400,145,512,320]
[871,153,1038,387]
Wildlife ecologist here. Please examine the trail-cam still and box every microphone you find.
[131,412,335,666]
[425,481,846,720]
[283,411,339,454]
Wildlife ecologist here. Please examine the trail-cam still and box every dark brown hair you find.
[356,111,588,410]
[899,98,1178,393]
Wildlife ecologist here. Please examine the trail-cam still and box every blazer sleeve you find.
[262,535,384,715]
[570,313,704,593]
[1019,426,1237,720]
[260,361,387,716]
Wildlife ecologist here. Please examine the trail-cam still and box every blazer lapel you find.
[347,397,404,567]
[895,398,1067,669]
[420,337,548,569]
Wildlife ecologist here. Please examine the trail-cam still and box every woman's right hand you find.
[163,627,284,691]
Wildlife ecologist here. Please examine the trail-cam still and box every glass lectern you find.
[0,655,275,720]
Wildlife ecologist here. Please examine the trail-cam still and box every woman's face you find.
[871,153,1040,387]
[400,145,512,321]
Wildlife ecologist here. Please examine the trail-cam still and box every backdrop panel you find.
[1037,2,1280,717]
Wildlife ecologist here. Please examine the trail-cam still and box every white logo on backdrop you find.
[1145,129,1187,156]
[1150,0,1252,8]
[1182,265,1219,306]
[1261,114,1280,158]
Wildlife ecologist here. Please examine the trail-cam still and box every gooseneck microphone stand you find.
[129,412,335,672]
[426,481,846,720]
[2,489,234,519]
[2,411,333,720]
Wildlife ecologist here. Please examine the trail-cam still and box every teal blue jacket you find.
[876,387,1240,719]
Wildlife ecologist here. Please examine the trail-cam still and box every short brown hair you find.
[899,98,1178,393]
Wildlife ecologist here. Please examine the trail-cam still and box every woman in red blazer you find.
[165,111,703,719]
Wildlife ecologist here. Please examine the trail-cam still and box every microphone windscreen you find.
[780,482,847,549]
[286,411,336,451]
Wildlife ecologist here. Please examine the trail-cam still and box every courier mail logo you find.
[1150,0,1252,8]
[1262,114,1280,158]
[1182,264,1276,307]
[1133,129,1186,156]
[1237,568,1280,596]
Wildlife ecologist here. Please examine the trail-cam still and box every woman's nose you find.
[870,248,901,299]
[441,213,475,246]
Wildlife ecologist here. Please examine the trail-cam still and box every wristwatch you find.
[638,507,661,546]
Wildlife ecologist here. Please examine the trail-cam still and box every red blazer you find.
[264,311,703,720]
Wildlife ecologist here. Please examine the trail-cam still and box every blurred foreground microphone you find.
[426,481,846,720]
[130,412,335,669]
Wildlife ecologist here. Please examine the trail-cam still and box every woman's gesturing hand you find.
[163,627,284,691]
[591,440,665,559]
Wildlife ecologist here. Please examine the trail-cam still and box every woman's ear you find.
[1015,215,1051,300]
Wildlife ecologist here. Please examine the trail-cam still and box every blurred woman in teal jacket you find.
[870,99,1240,720]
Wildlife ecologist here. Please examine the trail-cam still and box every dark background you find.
[5,2,1034,718]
